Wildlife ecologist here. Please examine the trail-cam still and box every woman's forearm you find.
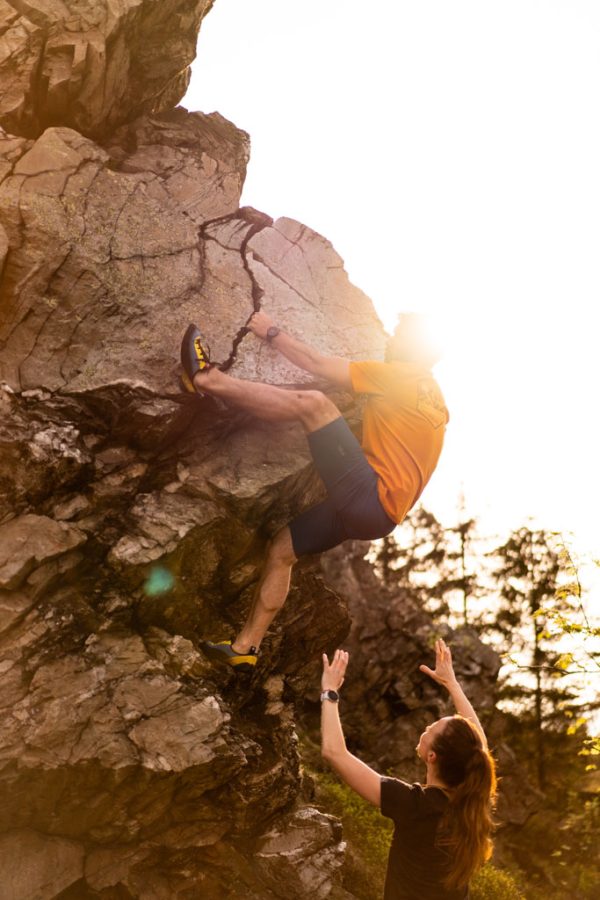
[319,650,382,806]
[420,640,488,748]
[447,679,488,748]
[321,699,382,806]
[321,699,348,759]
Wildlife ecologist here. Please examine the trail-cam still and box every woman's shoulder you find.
[422,784,451,809]
[381,779,450,822]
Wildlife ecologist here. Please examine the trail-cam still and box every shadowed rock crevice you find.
[208,206,274,372]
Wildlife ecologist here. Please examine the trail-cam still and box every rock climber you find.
[320,639,497,898]
[180,310,449,672]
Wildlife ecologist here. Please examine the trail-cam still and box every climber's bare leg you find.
[232,526,296,654]
[193,368,340,431]
[195,372,342,656]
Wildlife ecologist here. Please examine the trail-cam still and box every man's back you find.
[349,360,449,523]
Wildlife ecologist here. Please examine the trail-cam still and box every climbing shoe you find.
[199,639,258,673]
[180,323,212,394]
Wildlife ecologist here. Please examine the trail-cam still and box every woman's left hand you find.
[322,649,349,691]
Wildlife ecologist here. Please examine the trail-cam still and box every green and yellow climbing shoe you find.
[199,640,258,673]
[180,323,212,393]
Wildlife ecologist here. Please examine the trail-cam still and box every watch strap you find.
[320,689,340,703]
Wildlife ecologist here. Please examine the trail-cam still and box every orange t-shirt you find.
[349,360,449,524]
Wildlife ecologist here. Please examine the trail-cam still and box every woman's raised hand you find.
[322,649,349,692]
[419,638,458,689]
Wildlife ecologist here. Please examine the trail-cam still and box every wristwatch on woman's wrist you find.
[320,689,340,703]
[266,326,281,343]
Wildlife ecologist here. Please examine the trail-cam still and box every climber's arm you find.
[320,650,382,807]
[248,311,352,390]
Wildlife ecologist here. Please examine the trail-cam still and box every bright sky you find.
[184,1,600,577]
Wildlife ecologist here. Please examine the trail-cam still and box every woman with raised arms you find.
[320,639,497,899]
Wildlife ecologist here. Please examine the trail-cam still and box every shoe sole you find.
[181,325,212,396]
[200,643,257,673]
[180,372,195,393]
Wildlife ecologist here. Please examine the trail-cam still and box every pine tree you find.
[442,493,484,627]
[374,506,451,613]
[489,526,581,788]
[376,502,490,626]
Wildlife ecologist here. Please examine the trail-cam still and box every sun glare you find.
[186,0,600,557]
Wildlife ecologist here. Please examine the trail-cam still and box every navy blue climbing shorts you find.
[289,416,396,557]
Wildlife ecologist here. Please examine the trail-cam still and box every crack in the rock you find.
[110,245,199,263]
[218,221,268,372]
[10,267,68,389]
[78,164,110,254]
[107,180,146,262]
[26,29,49,138]
[274,223,308,253]
[5,1,51,30]
[0,8,19,37]
[13,245,78,387]
[1,158,102,352]
[0,137,31,190]
[58,286,109,383]
[0,171,28,261]
[59,158,102,221]
[2,156,100,351]
[195,208,273,373]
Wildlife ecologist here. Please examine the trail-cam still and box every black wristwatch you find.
[266,326,281,343]
[320,689,340,703]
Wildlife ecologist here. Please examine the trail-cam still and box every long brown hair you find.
[432,715,497,891]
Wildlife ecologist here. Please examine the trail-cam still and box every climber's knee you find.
[267,526,297,569]
[296,390,339,431]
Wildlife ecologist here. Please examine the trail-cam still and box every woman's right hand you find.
[419,638,458,689]
[322,649,349,692]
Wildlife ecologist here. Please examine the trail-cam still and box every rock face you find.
[0,0,214,140]
[0,4,385,895]
[0,4,507,898]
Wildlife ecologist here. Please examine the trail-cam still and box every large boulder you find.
[0,2,507,897]
[0,108,382,418]
[0,96,384,895]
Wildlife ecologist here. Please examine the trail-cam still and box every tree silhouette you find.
[489,526,581,789]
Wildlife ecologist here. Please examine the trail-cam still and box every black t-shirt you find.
[380,777,469,900]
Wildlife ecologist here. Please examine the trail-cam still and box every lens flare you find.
[143,566,175,597]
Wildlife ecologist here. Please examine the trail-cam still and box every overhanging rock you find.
[0,0,214,140]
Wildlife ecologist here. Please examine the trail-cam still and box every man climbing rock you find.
[180,310,449,672]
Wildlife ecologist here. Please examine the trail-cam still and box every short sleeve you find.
[380,777,420,823]
[349,360,402,396]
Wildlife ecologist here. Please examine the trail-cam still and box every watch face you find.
[266,326,280,340]
[322,689,339,702]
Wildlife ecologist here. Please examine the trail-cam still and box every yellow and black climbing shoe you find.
[180,323,212,393]
[199,640,258,673]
